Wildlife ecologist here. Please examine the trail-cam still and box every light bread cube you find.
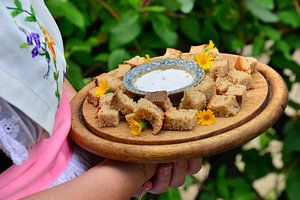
[179,88,207,110]
[97,107,119,127]
[134,98,164,134]
[194,75,216,100]
[225,85,247,105]
[216,76,233,94]
[87,87,100,107]
[163,109,197,131]
[208,95,240,117]
[181,53,196,60]
[228,70,252,89]
[124,56,145,68]
[209,59,230,79]
[98,93,114,109]
[189,45,206,54]
[234,56,257,74]
[111,89,137,115]
[163,48,182,58]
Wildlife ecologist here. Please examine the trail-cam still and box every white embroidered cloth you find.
[0,0,66,135]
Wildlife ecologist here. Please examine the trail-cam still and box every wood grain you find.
[69,54,288,163]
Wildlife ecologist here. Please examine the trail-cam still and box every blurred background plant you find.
[46,0,300,199]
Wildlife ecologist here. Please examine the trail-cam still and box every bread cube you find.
[179,88,207,110]
[209,59,230,79]
[111,89,137,115]
[87,87,100,107]
[98,93,114,109]
[163,109,197,131]
[208,95,240,117]
[97,107,119,127]
[145,91,174,111]
[189,45,206,54]
[124,56,145,68]
[194,75,216,100]
[216,76,233,94]
[134,98,164,134]
[234,56,257,74]
[225,85,247,105]
[228,70,252,89]
[181,53,196,60]
[163,48,182,58]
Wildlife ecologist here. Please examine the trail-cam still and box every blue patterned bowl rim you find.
[123,58,205,95]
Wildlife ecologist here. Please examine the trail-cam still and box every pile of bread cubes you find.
[87,44,258,135]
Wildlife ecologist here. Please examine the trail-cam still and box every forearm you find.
[24,160,153,200]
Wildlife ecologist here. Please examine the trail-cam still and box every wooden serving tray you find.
[70,54,288,163]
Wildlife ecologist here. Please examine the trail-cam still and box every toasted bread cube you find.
[189,45,206,54]
[109,79,123,91]
[134,98,164,134]
[209,59,230,79]
[194,75,216,100]
[93,73,111,87]
[111,89,137,115]
[106,64,131,80]
[208,95,240,117]
[181,53,196,60]
[163,48,182,58]
[124,56,145,68]
[225,85,247,105]
[87,87,100,107]
[163,109,197,131]
[216,76,233,94]
[98,93,114,109]
[234,56,257,74]
[228,70,252,89]
[144,91,173,111]
[179,88,207,110]
[97,107,119,127]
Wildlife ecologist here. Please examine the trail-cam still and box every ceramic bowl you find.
[123,58,205,95]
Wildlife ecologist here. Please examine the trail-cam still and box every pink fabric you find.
[0,91,73,200]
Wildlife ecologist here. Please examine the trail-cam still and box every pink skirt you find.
[0,91,73,200]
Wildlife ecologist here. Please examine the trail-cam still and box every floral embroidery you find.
[6,0,61,103]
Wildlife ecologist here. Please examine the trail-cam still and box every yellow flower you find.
[207,40,216,50]
[197,109,216,126]
[195,51,214,70]
[128,120,147,136]
[144,54,150,63]
[95,80,110,97]
[41,26,56,61]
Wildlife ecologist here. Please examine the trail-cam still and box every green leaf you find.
[216,165,230,199]
[95,53,109,62]
[158,188,181,200]
[245,0,278,23]
[226,177,257,200]
[46,0,85,29]
[30,5,36,17]
[286,165,300,200]
[150,14,178,47]
[127,0,140,9]
[283,119,300,154]
[252,36,265,56]
[179,17,202,43]
[259,128,277,150]
[260,25,281,41]
[177,0,195,14]
[19,42,29,49]
[230,38,245,51]
[108,49,130,71]
[270,53,300,79]
[143,6,167,13]
[66,60,86,91]
[242,149,274,181]
[273,40,292,60]
[215,3,239,31]
[278,10,300,28]
[11,10,23,17]
[24,16,36,22]
[253,0,274,10]
[14,0,22,9]
[109,11,141,49]
[66,38,92,54]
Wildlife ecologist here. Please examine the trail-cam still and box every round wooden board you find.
[70,54,288,163]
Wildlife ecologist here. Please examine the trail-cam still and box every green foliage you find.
[46,0,300,199]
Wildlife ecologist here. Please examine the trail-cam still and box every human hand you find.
[146,158,203,194]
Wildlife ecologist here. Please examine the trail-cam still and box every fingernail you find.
[163,166,172,176]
